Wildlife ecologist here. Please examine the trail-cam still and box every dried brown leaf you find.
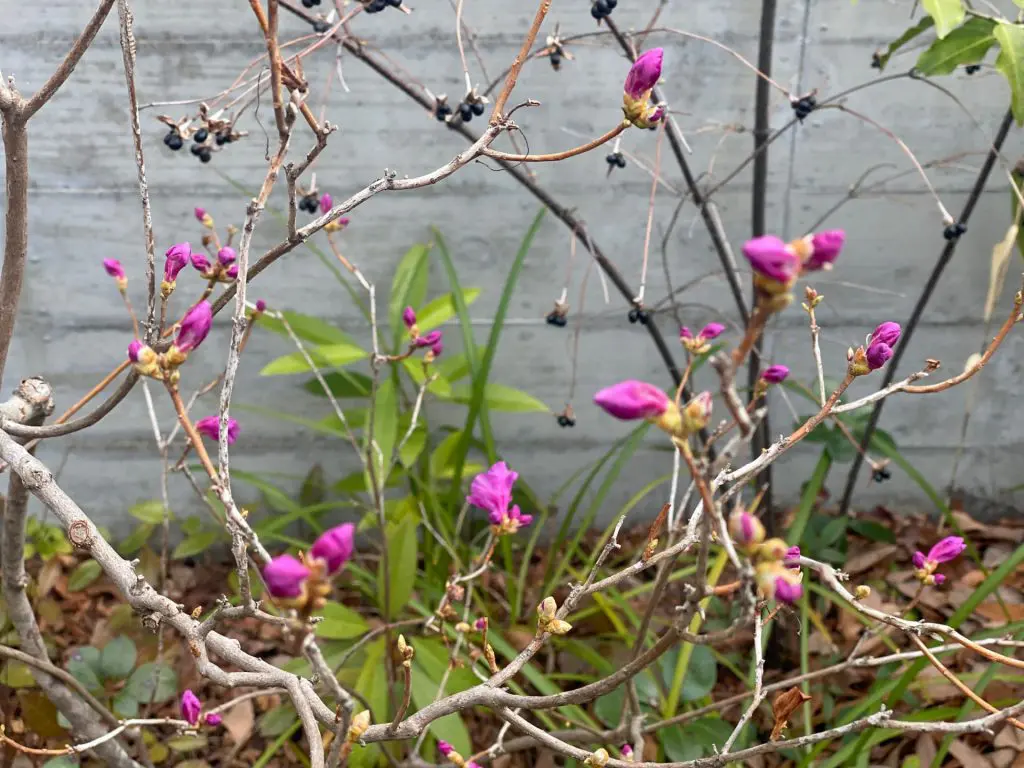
[220,696,255,745]
[843,545,899,576]
[770,686,811,741]
[949,738,993,768]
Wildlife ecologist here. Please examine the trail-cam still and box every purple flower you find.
[468,461,518,523]
[679,326,693,341]
[593,380,669,421]
[871,321,902,347]
[128,339,145,363]
[414,330,442,349]
[466,763,482,768]
[774,577,803,604]
[263,554,310,598]
[180,690,201,726]
[164,243,190,282]
[922,536,966,565]
[803,229,845,271]
[699,322,725,340]
[194,207,207,222]
[402,306,417,329]
[319,193,333,213]
[217,246,236,266]
[474,617,487,631]
[756,561,803,604]
[438,740,454,757]
[204,713,222,727]
[865,342,893,371]
[310,523,355,574]
[728,509,765,550]
[742,236,801,284]
[103,258,126,280]
[194,415,240,445]
[190,251,212,273]
[174,301,213,354]
[430,338,443,357]
[621,744,634,758]
[933,573,946,585]
[624,48,663,99]
[761,365,789,384]
[912,550,927,570]
[226,264,239,280]
[255,299,267,313]
[784,545,801,568]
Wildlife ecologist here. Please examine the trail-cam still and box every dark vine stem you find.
[837,108,1016,515]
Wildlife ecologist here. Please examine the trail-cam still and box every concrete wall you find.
[2,0,1022,534]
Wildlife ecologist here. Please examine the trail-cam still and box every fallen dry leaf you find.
[220,696,255,745]
[992,748,1017,768]
[914,733,937,767]
[770,686,812,741]
[995,723,1024,750]
[974,601,1024,624]
[843,545,898,576]
[949,738,993,768]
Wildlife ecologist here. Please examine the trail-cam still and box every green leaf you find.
[66,647,102,691]
[173,531,219,559]
[415,288,482,334]
[679,645,718,701]
[301,371,373,399]
[995,20,1024,124]
[129,500,169,524]
[314,602,370,639]
[167,734,208,753]
[401,357,452,398]
[353,640,388,722]
[848,519,897,543]
[258,705,298,737]
[257,311,358,346]
[398,425,427,468]
[113,691,139,718]
[117,523,154,556]
[922,0,965,39]
[125,662,178,704]
[877,17,935,70]
[427,431,482,479]
[366,377,399,482]
[411,659,471,755]
[67,560,102,592]
[299,464,326,508]
[661,717,734,761]
[42,758,78,768]
[435,350,479,382]
[260,343,368,376]
[1,661,36,688]
[389,243,431,346]
[100,636,137,681]
[379,515,418,616]
[449,382,549,412]
[916,17,996,74]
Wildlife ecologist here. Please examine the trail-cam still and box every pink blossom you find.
[742,235,801,284]
[921,536,966,565]
[679,326,693,341]
[128,339,145,363]
[728,509,764,549]
[784,546,801,568]
[263,554,310,598]
[699,322,725,340]
[414,330,442,348]
[255,299,267,312]
[103,258,126,280]
[402,306,417,329]
[226,264,239,280]
[319,193,333,213]
[194,415,240,445]
[803,229,845,271]
[468,461,518,523]
[190,251,212,272]
[761,365,789,384]
[204,713,222,726]
[164,243,190,282]
[437,740,454,757]
[194,207,207,222]
[180,690,201,726]
[871,321,902,347]
[174,301,213,354]
[593,380,669,421]
[430,338,443,357]
[865,341,893,371]
[310,523,355,574]
[774,577,803,604]
[624,48,663,99]
[217,246,236,266]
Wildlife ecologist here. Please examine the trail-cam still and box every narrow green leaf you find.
[126,662,178,703]
[380,515,418,615]
[301,371,372,399]
[67,560,102,592]
[450,382,549,412]
[916,17,995,74]
[260,343,368,376]
[129,500,169,524]
[366,377,399,483]
[410,660,472,755]
[389,243,431,346]
[415,288,482,334]
[257,311,357,346]
[789,450,831,546]
[172,532,218,559]
[876,16,934,70]
[995,20,1024,124]
[398,425,427,468]
[401,357,452,398]
[315,602,370,639]
[118,523,154,556]
[922,0,965,38]
[100,636,137,681]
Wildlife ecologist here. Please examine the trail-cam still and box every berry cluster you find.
[159,111,240,163]
[627,307,650,325]
[458,100,487,122]
[605,151,626,170]
[550,49,563,70]
[591,0,617,20]
[190,127,213,164]
[555,408,576,428]
[300,0,321,6]
[872,466,892,483]
[299,194,320,214]
[943,221,966,240]
[364,0,402,12]
[791,93,816,122]
[965,64,981,75]
[545,301,569,328]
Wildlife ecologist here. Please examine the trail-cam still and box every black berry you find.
[459,103,474,122]
[627,308,640,324]
[190,143,204,156]
[162,130,174,147]
[605,0,617,7]
[606,153,617,166]
[872,468,892,483]
[301,0,315,7]
[591,4,605,19]
[792,95,816,121]
[636,309,650,325]
[550,52,562,69]
[194,127,209,143]
[199,149,212,164]
[616,155,626,168]
[166,134,183,151]
[556,415,576,428]
[435,103,452,122]
[965,64,981,74]
[870,52,882,70]
[313,19,329,32]
[471,102,485,116]
[387,0,402,6]
[545,311,568,328]
[943,222,966,240]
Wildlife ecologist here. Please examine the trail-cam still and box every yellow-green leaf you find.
[129,500,169,524]
[389,243,431,344]
[68,559,102,592]
[415,289,481,333]
[922,0,965,38]
[916,16,995,74]
[315,602,370,639]
[876,17,934,70]
[450,382,549,413]
[379,515,418,616]
[995,20,1024,124]
[260,343,368,376]
[401,357,452,398]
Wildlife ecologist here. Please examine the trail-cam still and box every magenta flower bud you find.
[679,326,693,341]
[180,690,202,726]
[194,415,240,445]
[190,251,212,272]
[319,193,333,213]
[593,380,670,421]
[263,554,310,598]
[761,365,790,384]
[743,235,801,284]
[430,338,443,357]
[204,713,222,727]
[624,48,664,99]
[255,299,267,312]
[774,576,803,604]
[912,551,926,569]
[870,321,901,347]
[933,573,946,585]
[103,258,126,280]
[784,546,801,568]
[728,509,765,549]
[926,536,965,564]
[621,745,634,757]
[164,243,190,282]
[128,339,145,363]
[226,264,239,280]
[508,505,533,527]
[194,207,207,222]
[174,301,213,354]
[402,306,417,329]
[468,461,518,521]
[474,617,487,631]
[310,523,355,574]
[414,330,442,348]
[865,341,893,371]
[438,740,454,757]
[466,762,482,768]
[217,246,236,266]
[804,229,845,271]
[699,322,725,340]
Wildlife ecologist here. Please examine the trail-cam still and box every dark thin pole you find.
[750,0,777,530]
[837,108,1015,515]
